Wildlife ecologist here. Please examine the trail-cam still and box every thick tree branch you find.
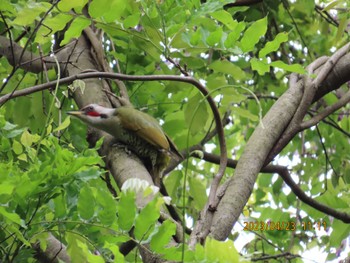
[33,233,70,263]
[195,152,350,223]
[0,35,55,74]
[210,42,350,240]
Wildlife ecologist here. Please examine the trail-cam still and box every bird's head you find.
[67,104,115,125]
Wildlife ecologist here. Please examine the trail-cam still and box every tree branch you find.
[194,152,350,223]
[300,88,350,130]
[210,42,350,240]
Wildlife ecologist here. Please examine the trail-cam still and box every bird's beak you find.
[67,110,84,116]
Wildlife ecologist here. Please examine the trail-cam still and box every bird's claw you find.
[112,142,132,155]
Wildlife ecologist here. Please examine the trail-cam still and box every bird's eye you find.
[87,106,94,111]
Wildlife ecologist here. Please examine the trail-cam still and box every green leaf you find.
[53,194,67,219]
[61,17,91,45]
[89,0,113,18]
[240,16,267,52]
[184,93,209,135]
[58,0,87,12]
[206,28,222,46]
[104,243,125,263]
[0,1,15,14]
[35,13,73,44]
[12,140,23,155]
[250,57,270,75]
[270,60,306,74]
[134,197,163,241]
[189,177,207,210]
[205,238,240,262]
[335,17,348,42]
[232,107,259,121]
[96,189,117,226]
[0,182,15,196]
[53,116,71,132]
[224,22,245,48]
[8,224,31,246]
[330,220,350,247]
[259,32,288,58]
[66,232,88,262]
[123,13,140,28]
[211,10,238,30]
[323,0,341,11]
[12,2,51,26]
[208,60,246,79]
[150,220,176,253]
[0,207,24,226]
[78,186,95,220]
[103,0,127,22]
[117,191,136,231]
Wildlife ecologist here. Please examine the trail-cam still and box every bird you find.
[67,104,182,186]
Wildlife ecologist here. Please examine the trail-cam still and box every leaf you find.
[53,194,67,219]
[188,177,207,210]
[35,13,73,44]
[78,186,95,220]
[12,140,23,155]
[104,243,125,263]
[330,220,350,247]
[0,207,24,226]
[232,107,259,121]
[134,197,163,241]
[270,60,306,74]
[0,182,15,196]
[3,121,17,130]
[12,2,51,26]
[53,116,71,132]
[208,60,246,79]
[211,10,238,30]
[123,13,140,28]
[117,191,136,231]
[96,188,117,226]
[103,0,126,23]
[205,238,240,262]
[240,16,267,52]
[6,128,25,139]
[224,22,245,48]
[89,0,113,18]
[184,93,209,135]
[335,17,348,43]
[66,232,88,262]
[7,225,31,246]
[259,32,288,58]
[323,0,341,11]
[58,0,87,12]
[206,28,222,46]
[150,220,176,253]
[250,57,270,75]
[61,17,91,45]
[20,130,33,147]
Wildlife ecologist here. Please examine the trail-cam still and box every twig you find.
[300,88,350,130]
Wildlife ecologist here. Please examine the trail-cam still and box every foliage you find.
[0,0,349,262]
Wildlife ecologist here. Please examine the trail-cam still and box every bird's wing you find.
[116,107,170,150]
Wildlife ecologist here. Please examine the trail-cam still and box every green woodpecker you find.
[67,104,182,186]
